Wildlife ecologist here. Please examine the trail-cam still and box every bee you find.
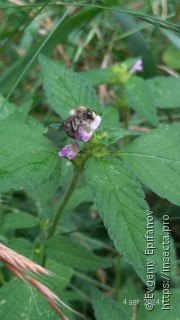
[61,106,96,139]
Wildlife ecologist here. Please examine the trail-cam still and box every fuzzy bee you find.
[61,106,97,139]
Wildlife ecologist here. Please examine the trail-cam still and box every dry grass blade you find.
[26,276,69,320]
[0,244,51,276]
[0,243,78,320]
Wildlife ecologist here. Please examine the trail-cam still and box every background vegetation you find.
[0,1,180,319]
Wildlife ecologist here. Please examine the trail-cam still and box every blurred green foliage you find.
[0,1,180,319]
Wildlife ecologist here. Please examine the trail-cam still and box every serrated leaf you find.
[85,157,177,282]
[147,76,180,109]
[124,77,158,126]
[46,235,111,270]
[0,278,74,320]
[85,156,149,281]
[2,211,38,230]
[0,116,60,193]
[91,287,130,320]
[3,100,44,135]
[39,55,102,119]
[120,123,180,206]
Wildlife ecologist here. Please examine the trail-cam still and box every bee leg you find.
[72,118,80,131]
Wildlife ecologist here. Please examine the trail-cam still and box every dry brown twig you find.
[0,243,84,320]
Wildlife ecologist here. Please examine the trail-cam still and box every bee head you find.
[70,106,97,120]
[86,109,96,120]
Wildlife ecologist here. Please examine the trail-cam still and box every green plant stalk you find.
[1,2,180,34]
[124,104,129,130]
[119,91,130,143]
[74,271,113,292]
[114,254,121,300]
[47,167,83,239]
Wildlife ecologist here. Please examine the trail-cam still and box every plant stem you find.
[74,271,113,292]
[124,105,129,130]
[47,167,83,239]
[114,254,121,300]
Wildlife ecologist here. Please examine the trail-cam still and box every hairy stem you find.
[47,167,83,239]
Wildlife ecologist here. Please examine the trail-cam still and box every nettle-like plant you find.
[0,54,179,319]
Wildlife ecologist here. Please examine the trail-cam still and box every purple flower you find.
[76,115,102,142]
[58,114,101,160]
[130,59,143,74]
[58,142,80,159]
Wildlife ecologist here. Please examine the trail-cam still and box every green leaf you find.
[2,211,38,230]
[46,258,73,290]
[102,107,120,128]
[0,278,73,320]
[118,278,143,317]
[10,100,44,135]
[119,123,180,206]
[125,77,158,126]
[85,156,149,281]
[147,76,180,109]
[162,29,180,50]
[85,157,177,282]
[40,55,102,119]
[9,100,32,122]
[162,48,180,70]
[97,127,134,145]
[91,287,130,320]
[0,94,16,120]
[7,238,33,258]
[0,116,60,193]
[81,68,113,86]
[45,235,111,270]
[27,160,61,205]
[63,186,92,214]
[81,59,141,87]
[114,12,157,78]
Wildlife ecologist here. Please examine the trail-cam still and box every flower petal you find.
[90,115,102,130]
[130,59,143,74]
[82,131,93,142]
[58,142,80,159]
[76,115,102,142]
[58,145,71,157]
